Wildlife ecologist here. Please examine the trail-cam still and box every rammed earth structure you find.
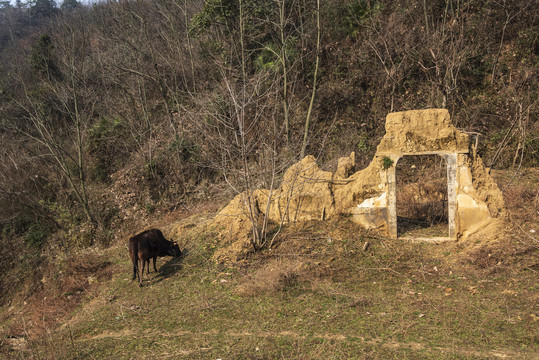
[211,109,505,262]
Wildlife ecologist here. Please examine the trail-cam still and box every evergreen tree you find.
[61,0,79,11]
[31,0,58,19]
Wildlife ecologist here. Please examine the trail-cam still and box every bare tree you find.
[300,0,320,158]
[7,14,98,230]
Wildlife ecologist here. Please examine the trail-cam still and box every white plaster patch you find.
[458,166,473,188]
[358,192,387,208]
[457,193,478,208]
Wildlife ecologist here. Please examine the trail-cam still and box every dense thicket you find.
[0,0,537,300]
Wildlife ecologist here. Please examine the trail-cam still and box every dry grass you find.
[504,185,539,220]
[0,247,114,348]
[235,258,320,296]
[465,245,503,269]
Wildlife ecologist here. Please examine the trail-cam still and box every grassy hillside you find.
[6,221,539,359]
[1,169,537,359]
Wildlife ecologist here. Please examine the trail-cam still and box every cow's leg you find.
[132,261,137,281]
[131,254,137,281]
[153,256,158,272]
[146,259,151,274]
[139,258,145,286]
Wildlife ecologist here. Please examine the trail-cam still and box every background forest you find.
[0,0,537,303]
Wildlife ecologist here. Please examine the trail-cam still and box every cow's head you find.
[168,241,182,257]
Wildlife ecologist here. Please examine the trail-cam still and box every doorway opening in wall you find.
[396,155,448,238]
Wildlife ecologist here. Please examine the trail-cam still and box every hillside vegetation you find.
[0,0,537,358]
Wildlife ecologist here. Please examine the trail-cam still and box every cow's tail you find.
[128,238,138,281]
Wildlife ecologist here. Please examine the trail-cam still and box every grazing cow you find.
[129,229,182,286]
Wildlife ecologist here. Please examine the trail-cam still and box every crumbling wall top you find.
[377,109,469,155]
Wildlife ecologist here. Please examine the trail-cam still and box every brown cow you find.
[128,229,182,286]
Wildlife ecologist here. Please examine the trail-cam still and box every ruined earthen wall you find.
[211,109,504,262]
[456,151,505,237]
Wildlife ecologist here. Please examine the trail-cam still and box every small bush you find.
[382,156,394,169]
[23,222,49,249]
